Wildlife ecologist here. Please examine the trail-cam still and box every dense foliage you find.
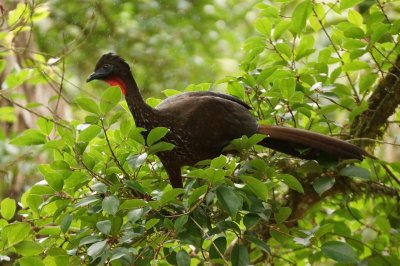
[1,0,400,265]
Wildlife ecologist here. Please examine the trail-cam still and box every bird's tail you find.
[257,125,366,160]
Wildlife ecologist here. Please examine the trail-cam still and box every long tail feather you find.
[257,125,366,160]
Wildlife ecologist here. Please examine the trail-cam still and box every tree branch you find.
[350,55,400,142]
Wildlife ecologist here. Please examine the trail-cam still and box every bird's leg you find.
[163,162,183,188]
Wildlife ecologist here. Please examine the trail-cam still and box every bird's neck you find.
[119,74,157,129]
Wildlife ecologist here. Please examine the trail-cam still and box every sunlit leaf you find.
[14,241,45,256]
[1,198,16,221]
[241,175,268,201]
[291,0,312,34]
[10,129,46,146]
[102,196,120,216]
[100,86,122,113]
[321,241,358,263]
[76,97,100,114]
[277,174,304,193]
[147,127,170,146]
[255,17,272,36]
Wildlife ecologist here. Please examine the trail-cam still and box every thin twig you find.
[100,118,127,182]
[0,91,71,129]
[311,5,360,103]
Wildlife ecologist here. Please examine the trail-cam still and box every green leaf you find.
[255,17,272,36]
[277,174,304,193]
[275,43,291,59]
[14,241,45,256]
[127,153,148,169]
[75,195,101,208]
[227,81,245,100]
[37,117,54,135]
[119,199,147,210]
[291,0,312,34]
[243,213,260,229]
[280,78,296,100]
[296,35,315,60]
[211,156,227,169]
[271,78,296,100]
[100,86,122,113]
[176,250,190,266]
[2,222,31,247]
[38,165,64,192]
[216,186,242,217]
[248,134,267,147]
[10,129,46,146]
[50,160,70,170]
[342,61,369,72]
[359,73,378,93]
[245,233,270,254]
[256,66,278,84]
[217,220,241,235]
[18,257,45,266]
[348,9,363,27]
[275,207,292,224]
[314,224,334,238]
[75,97,100,114]
[273,20,291,40]
[231,244,249,266]
[160,188,184,206]
[96,220,112,234]
[270,226,291,244]
[188,185,208,207]
[174,214,189,233]
[371,23,390,43]
[145,218,160,230]
[1,198,16,221]
[375,216,391,234]
[127,209,144,223]
[209,237,227,259]
[78,124,101,142]
[340,0,364,9]
[241,175,268,201]
[8,3,29,26]
[79,236,104,246]
[321,241,358,263]
[148,141,175,154]
[163,89,182,97]
[4,68,31,89]
[147,127,170,146]
[60,214,72,233]
[313,176,335,195]
[102,196,120,216]
[146,97,162,107]
[0,106,16,122]
[339,166,371,180]
[87,240,108,259]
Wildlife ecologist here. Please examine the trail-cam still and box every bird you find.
[86,53,366,188]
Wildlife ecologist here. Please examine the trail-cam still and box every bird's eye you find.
[103,64,111,69]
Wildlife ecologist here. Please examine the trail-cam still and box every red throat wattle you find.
[106,78,127,95]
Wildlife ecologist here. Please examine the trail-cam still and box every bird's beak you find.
[86,72,98,82]
[86,68,111,82]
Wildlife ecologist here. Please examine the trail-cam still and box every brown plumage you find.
[87,53,366,188]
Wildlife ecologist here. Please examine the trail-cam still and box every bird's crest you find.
[95,53,131,71]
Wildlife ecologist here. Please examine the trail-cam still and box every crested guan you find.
[87,53,366,188]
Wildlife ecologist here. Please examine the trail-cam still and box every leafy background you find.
[0,0,399,265]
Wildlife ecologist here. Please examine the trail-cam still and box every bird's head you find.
[86,53,131,94]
